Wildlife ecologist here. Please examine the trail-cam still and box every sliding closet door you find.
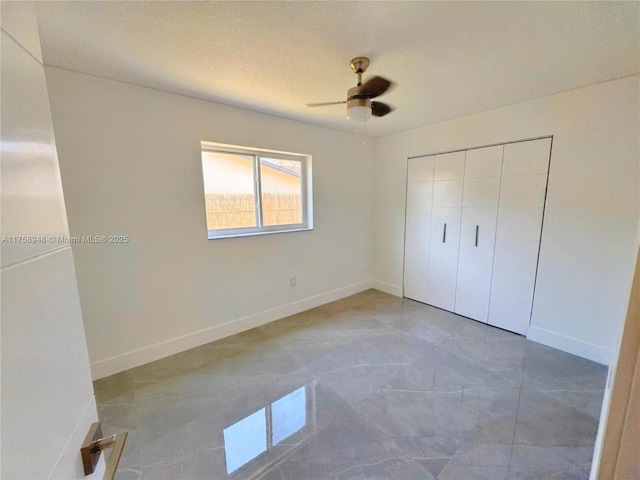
[403,156,435,303]
[426,151,465,311]
[489,138,551,334]
[455,145,503,322]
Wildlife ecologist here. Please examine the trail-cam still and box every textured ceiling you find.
[35,1,639,138]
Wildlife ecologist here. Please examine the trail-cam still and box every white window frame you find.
[201,141,313,239]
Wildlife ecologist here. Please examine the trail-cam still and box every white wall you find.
[44,68,375,379]
[1,3,100,478]
[374,75,639,365]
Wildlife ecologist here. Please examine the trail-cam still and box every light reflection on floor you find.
[223,383,315,475]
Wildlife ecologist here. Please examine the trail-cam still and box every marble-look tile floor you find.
[95,290,608,480]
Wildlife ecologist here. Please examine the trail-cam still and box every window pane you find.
[259,157,302,226]
[202,152,256,230]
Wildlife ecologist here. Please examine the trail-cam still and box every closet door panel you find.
[489,138,550,335]
[455,289,490,322]
[499,174,547,208]
[496,207,543,241]
[434,151,465,181]
[428,207,461,310]
[493,238,539,273]
[454,146,501,323]
[426,278,458,312]
[430,207,461,244]
[404,156,435,303]
[457,262,492,293]
[491,268,535,304]
[462,177,500,208]
[502,138,551,176]
[428,238,460,272]
[433,180,463,208]
[408,155,435,182]
[406,207,432,237]
[464,145,503,178]
[460,208,498,238]
[403,207,432,302]
[456,233,495,322]
[407,182,434,208]
[458,234,496,268]
[488,296,532,335]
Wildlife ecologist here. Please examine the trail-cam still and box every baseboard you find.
[90,280,375,380]
[372,280,403,297]
[526,325,613,365]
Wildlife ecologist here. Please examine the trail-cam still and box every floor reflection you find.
[224,409,266,474]
[223,382,316,477]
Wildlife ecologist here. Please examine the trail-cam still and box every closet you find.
[403,137,551,335]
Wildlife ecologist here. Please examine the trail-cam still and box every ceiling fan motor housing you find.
[347,86,371,109]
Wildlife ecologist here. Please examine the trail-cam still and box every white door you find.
[403,156,435,303]
[455,145,503,322]
[1,6,103,478]
[489,138,551,334]
[426,151,465,310]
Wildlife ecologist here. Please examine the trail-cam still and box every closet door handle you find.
[475,225,479,247]
[442,223,447,243]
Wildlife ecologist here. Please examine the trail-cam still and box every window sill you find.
[207,226,313,240]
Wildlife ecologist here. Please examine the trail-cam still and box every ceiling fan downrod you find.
[350,57,370,87]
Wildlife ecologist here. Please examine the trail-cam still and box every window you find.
[201,142,313,239]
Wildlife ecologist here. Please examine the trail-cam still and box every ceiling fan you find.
[307,57,394,121]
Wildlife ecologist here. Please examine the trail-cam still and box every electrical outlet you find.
[290,276,296,287]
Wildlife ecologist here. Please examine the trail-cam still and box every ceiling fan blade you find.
[359,76,392,98]
[371,101,393,117]
[306,101,346,107]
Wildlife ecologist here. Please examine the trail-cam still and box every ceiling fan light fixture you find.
[347,105,371,122]
[346,98,372,122]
